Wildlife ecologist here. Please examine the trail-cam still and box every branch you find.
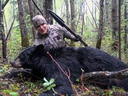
[47,52,80,96]
[82,68,128,82]
[85,0,98,28]
[6,17,15,41]
[2,0,9,9]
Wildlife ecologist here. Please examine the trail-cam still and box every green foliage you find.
[20,80,43,95]
[105,90,113,96]
[7,27,22,61]
[3,90,19,96]
[3,84,19,96]
[112,86,126,92]
[43,78,56,90]
[0,64,10,76]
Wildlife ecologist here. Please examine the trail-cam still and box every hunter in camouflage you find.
[32,15,80,49]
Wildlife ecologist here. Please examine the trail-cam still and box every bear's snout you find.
[10,58,22,68]
[10,61,14,66]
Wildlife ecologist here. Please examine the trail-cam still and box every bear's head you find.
[10,45,46,68]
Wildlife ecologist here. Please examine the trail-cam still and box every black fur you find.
[4,45,128,96]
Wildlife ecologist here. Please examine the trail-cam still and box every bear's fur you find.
[4,45,128,96]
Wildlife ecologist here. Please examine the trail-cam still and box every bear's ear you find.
[32,44,46,57]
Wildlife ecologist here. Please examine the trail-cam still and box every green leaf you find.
[3,65,9,70]
[0,69,3,72]
[47,84,56,90]
[3,90,10,93]
[47,86,51,90]
[76,79,80,82]
[43,78,55,88]
[43,77,48,82]
[27,89,31,92]
[105,90,113,96]
[49,78,55,84]
[5,71,10,73]
[12,84,19,91]
[50,84,56,88]
[9,92,19,96]
[81,68,84,72]
[43,82,50,87]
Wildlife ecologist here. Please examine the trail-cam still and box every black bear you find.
[5,45,128,96]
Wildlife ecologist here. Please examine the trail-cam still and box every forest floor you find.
[0,55,128,96]
[0,62,128,96]
[0,61,43,96]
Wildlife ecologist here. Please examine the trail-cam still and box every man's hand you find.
[75,35,82,41]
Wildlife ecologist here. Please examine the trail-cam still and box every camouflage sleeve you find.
[57,25,77,41]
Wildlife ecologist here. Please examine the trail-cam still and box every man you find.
[32,15,80,49]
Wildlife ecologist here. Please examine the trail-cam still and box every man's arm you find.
[60,26,80,41]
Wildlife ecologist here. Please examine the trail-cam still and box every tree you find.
[43,0,53,24]
[118,0,121,59]
[123,1,127,57]
[96,0,104,49]
[28,0,36,40]
[0,0,9,61]
[64,0,70,25]
[81,2,86,36]
[17,0,29,47]
[70,0,76,46]
[111,0,118,52]
[104,0,111,25]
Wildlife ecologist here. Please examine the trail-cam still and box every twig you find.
[6,17,15,41]
[84,0,98,28]
[80,69,90,92]
[47,52,80,96]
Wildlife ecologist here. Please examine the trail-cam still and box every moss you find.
[22,36,29,47]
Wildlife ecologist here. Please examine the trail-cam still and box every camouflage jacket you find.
[33,24,77,49]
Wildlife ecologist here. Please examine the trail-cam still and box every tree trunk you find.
[124,3,127,57]
[0,0,7,61]
[104,0,112,37]
[118,0,121,60]
[23,0,29,15]
[111,0,118,52]
[64,0,70,25]
[95,0,97,21]
[81,2,85,35]
[28,0,36,40]
[35,0,40,15]
[105,0,110,25]
[96,0,104,49]
[70,0,76,46]
[17,0,29,47]
[76,0,84,35]
[43,0,53,24]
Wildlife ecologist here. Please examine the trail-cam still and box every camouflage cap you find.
[32,15,47,29]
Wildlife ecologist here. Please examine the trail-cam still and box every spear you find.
[31,0,44,15]
[48,10,88,47]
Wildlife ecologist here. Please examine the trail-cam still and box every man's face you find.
[36,24,48,35]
